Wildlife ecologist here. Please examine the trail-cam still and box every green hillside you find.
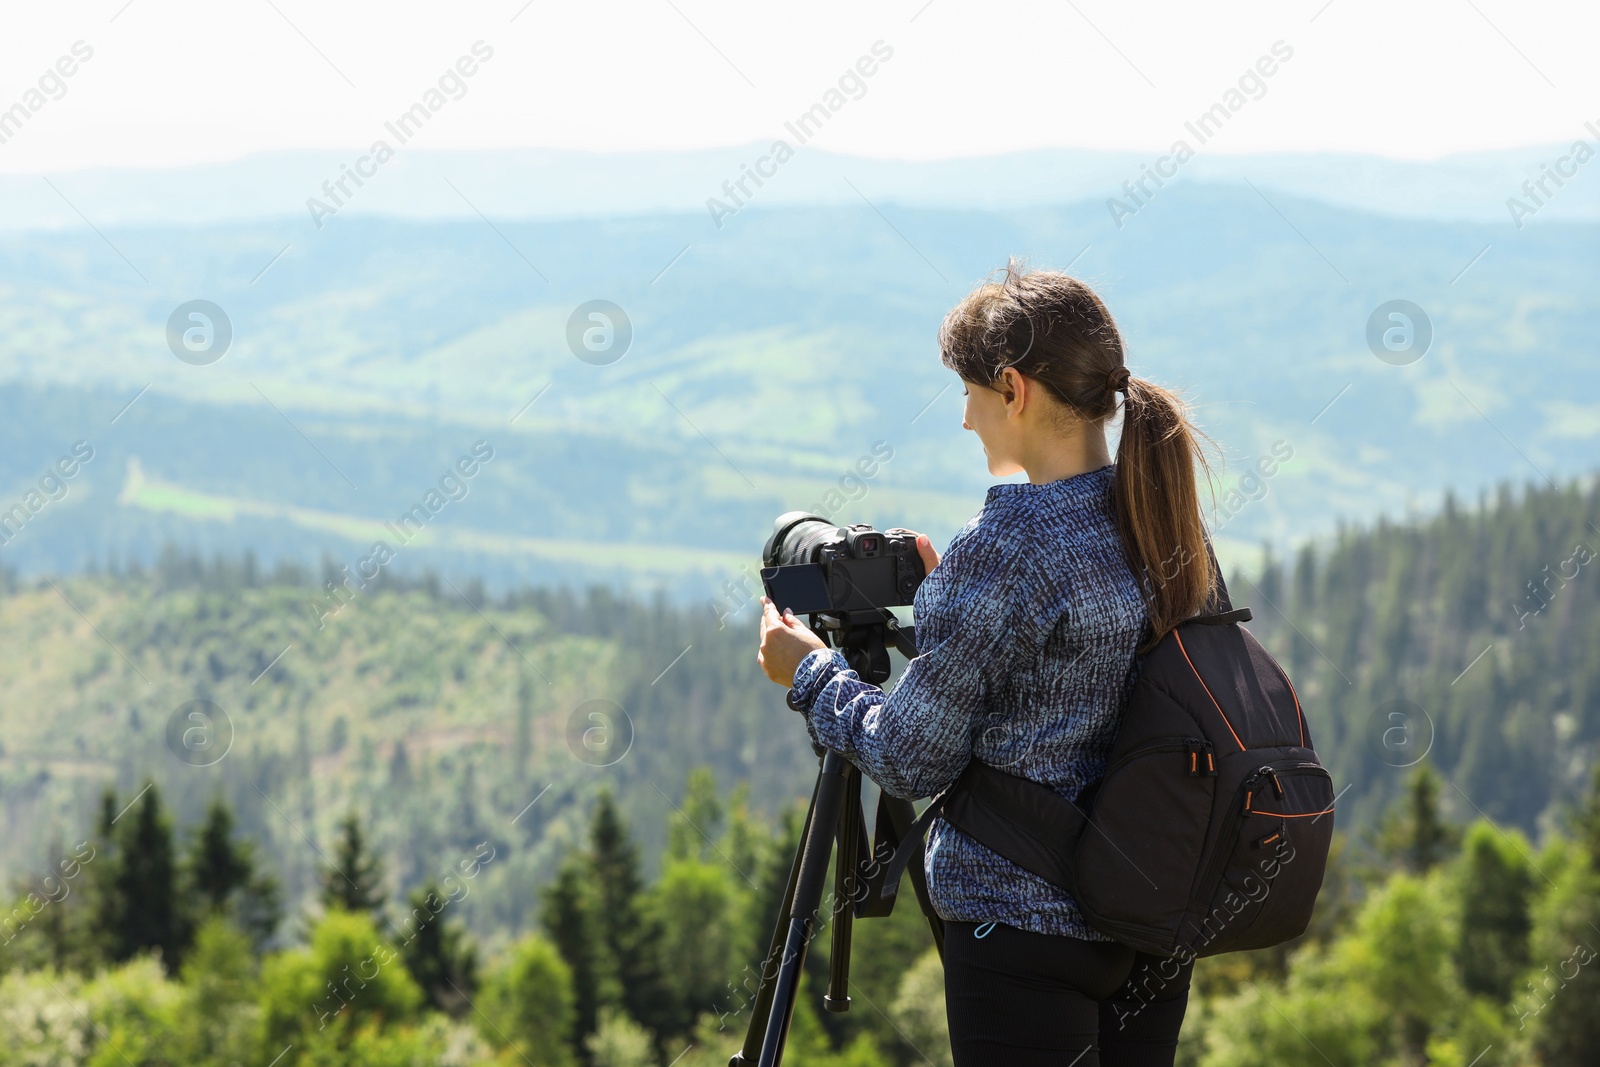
[0,469,1596,1065]
[0,555,821,942]
[1242,474,1600,834]
[1,468,1594,911]
[1,183,1595,599]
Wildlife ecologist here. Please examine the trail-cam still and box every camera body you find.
[761,512,925,616]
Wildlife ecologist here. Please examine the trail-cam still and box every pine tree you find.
[1405,764,1457,873]
[187,796,282,948]
[85,787,121,964]
[191,798,250,910]
[542,856,610,1056]
[98,781,188,970]
[320,811,385,914]
[588,791,672,1045]
[1377,763,1461,874]
[398,882,479,1016]
[542,792,677,1058]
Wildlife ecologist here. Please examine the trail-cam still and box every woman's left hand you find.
[757,596,827,687]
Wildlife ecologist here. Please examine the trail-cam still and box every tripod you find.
[731,611,944,1067]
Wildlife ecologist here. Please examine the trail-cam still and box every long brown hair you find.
[937,260,1215,646]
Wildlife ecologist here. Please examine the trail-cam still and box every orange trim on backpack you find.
[1250,807,1335,819]
[1173,629,1246,752]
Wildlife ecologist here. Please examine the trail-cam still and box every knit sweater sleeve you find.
[786,513,1052,799]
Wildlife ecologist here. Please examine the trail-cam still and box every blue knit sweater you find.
[786,463,1149,940]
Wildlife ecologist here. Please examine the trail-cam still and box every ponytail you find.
[1112,375,1216,649]
[938,260,1215,648]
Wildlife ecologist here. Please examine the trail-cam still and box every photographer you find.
[757,262,1214,1067]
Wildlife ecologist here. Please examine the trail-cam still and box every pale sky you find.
[0,0,1594,173]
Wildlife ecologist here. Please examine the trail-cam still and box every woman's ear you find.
[998,367,1026,415]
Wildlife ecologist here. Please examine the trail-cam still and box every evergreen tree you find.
[588,791,673,1046]
[1288,542,1319,677]
[542,792,677,1058]
[191,798,251,910]
[1377,763,1461,874]
[542,855,611,1058]
[78,787,122,966]
[187,796,282,949]
[398,882,479,1016]
[320,811,385,914]
[1405,764,1457,873]
[98,781,188,970]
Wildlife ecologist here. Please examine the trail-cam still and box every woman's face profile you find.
[961,376,1026,478]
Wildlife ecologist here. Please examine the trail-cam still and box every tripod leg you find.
[730,759,821,1066]
[754,750,851,1067]
[825,764,863,1012]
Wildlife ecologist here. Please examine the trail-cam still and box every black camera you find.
[761,512,926,617]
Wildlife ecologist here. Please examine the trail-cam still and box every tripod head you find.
[807,607,918,686]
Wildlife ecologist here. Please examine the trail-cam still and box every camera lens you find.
[764,512,842,567]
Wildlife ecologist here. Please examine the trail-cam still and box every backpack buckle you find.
[1186,740,1216,777]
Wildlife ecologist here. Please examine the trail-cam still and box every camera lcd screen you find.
[761,564,832,615]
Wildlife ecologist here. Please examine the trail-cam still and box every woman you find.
[756,262,1216,1067]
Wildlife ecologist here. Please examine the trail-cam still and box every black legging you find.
[942,921,1193,1066]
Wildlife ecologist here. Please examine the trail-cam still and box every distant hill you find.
[5,143,1595,230]
[0,182,1594,603]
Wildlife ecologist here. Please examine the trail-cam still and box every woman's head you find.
[938,260,1215,645]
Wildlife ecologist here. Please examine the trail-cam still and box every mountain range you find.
[0,145,1594,615]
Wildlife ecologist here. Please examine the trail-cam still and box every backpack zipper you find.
[1101,738,1210,781]
[1192,761,1329,911]
[1195,770,1265,909]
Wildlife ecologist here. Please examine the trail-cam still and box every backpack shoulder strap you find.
[878,761,1088,900]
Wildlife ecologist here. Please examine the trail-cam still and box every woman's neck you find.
[1018,427,1113,485]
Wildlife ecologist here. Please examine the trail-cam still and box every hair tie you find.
[1108,366,1131,393]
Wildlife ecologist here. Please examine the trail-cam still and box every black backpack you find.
[881,562,1335,959]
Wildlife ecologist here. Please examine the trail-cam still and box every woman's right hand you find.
[911,533,940,575]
